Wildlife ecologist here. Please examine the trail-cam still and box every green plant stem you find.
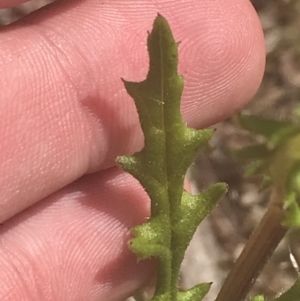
[215,188,287,301]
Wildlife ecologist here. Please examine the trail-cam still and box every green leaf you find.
[245,160,265,176]
[282,191,300,227]
[273,278,300,301]
[259,175,272,191]
[251,296,265,301]
[233,144,270,160]
[177,283,211,301]
[238,115,294,140]
[268,133,300,193]
[117,14,226,301]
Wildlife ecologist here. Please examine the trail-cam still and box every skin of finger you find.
[0,0,265,223]
[0,0,28,8]
[0,168,155,301]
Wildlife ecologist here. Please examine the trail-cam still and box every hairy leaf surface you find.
[117,14,226,301]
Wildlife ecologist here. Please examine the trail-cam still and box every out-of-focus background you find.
[1,1,300,300]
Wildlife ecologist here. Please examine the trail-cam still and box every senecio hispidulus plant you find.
[214,114,300,301]
[117,14,300,301]
[232,114,300,301]
[117,14,227,301]
[236,114,300,227]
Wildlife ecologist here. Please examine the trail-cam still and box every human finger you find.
[0,0,28,9]
[0,0,265,223]
[0,168,154,301]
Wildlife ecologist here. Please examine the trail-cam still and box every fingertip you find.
[0,0,24,8]
[176,0,266,127]
[0,168,154,300]
[0,0,265,225]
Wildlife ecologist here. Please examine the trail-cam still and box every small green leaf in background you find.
[234,144,270,160]
[117,14,226,301]
[251,296,265,301]
[249,273,300,300]
[236,114,300,227]
[273,278,300,301]
[238,115,294,146]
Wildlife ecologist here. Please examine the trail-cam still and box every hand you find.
[0,0,265,300]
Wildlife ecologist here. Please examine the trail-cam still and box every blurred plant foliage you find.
[235,112,300,300]
[235,114,300,227]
